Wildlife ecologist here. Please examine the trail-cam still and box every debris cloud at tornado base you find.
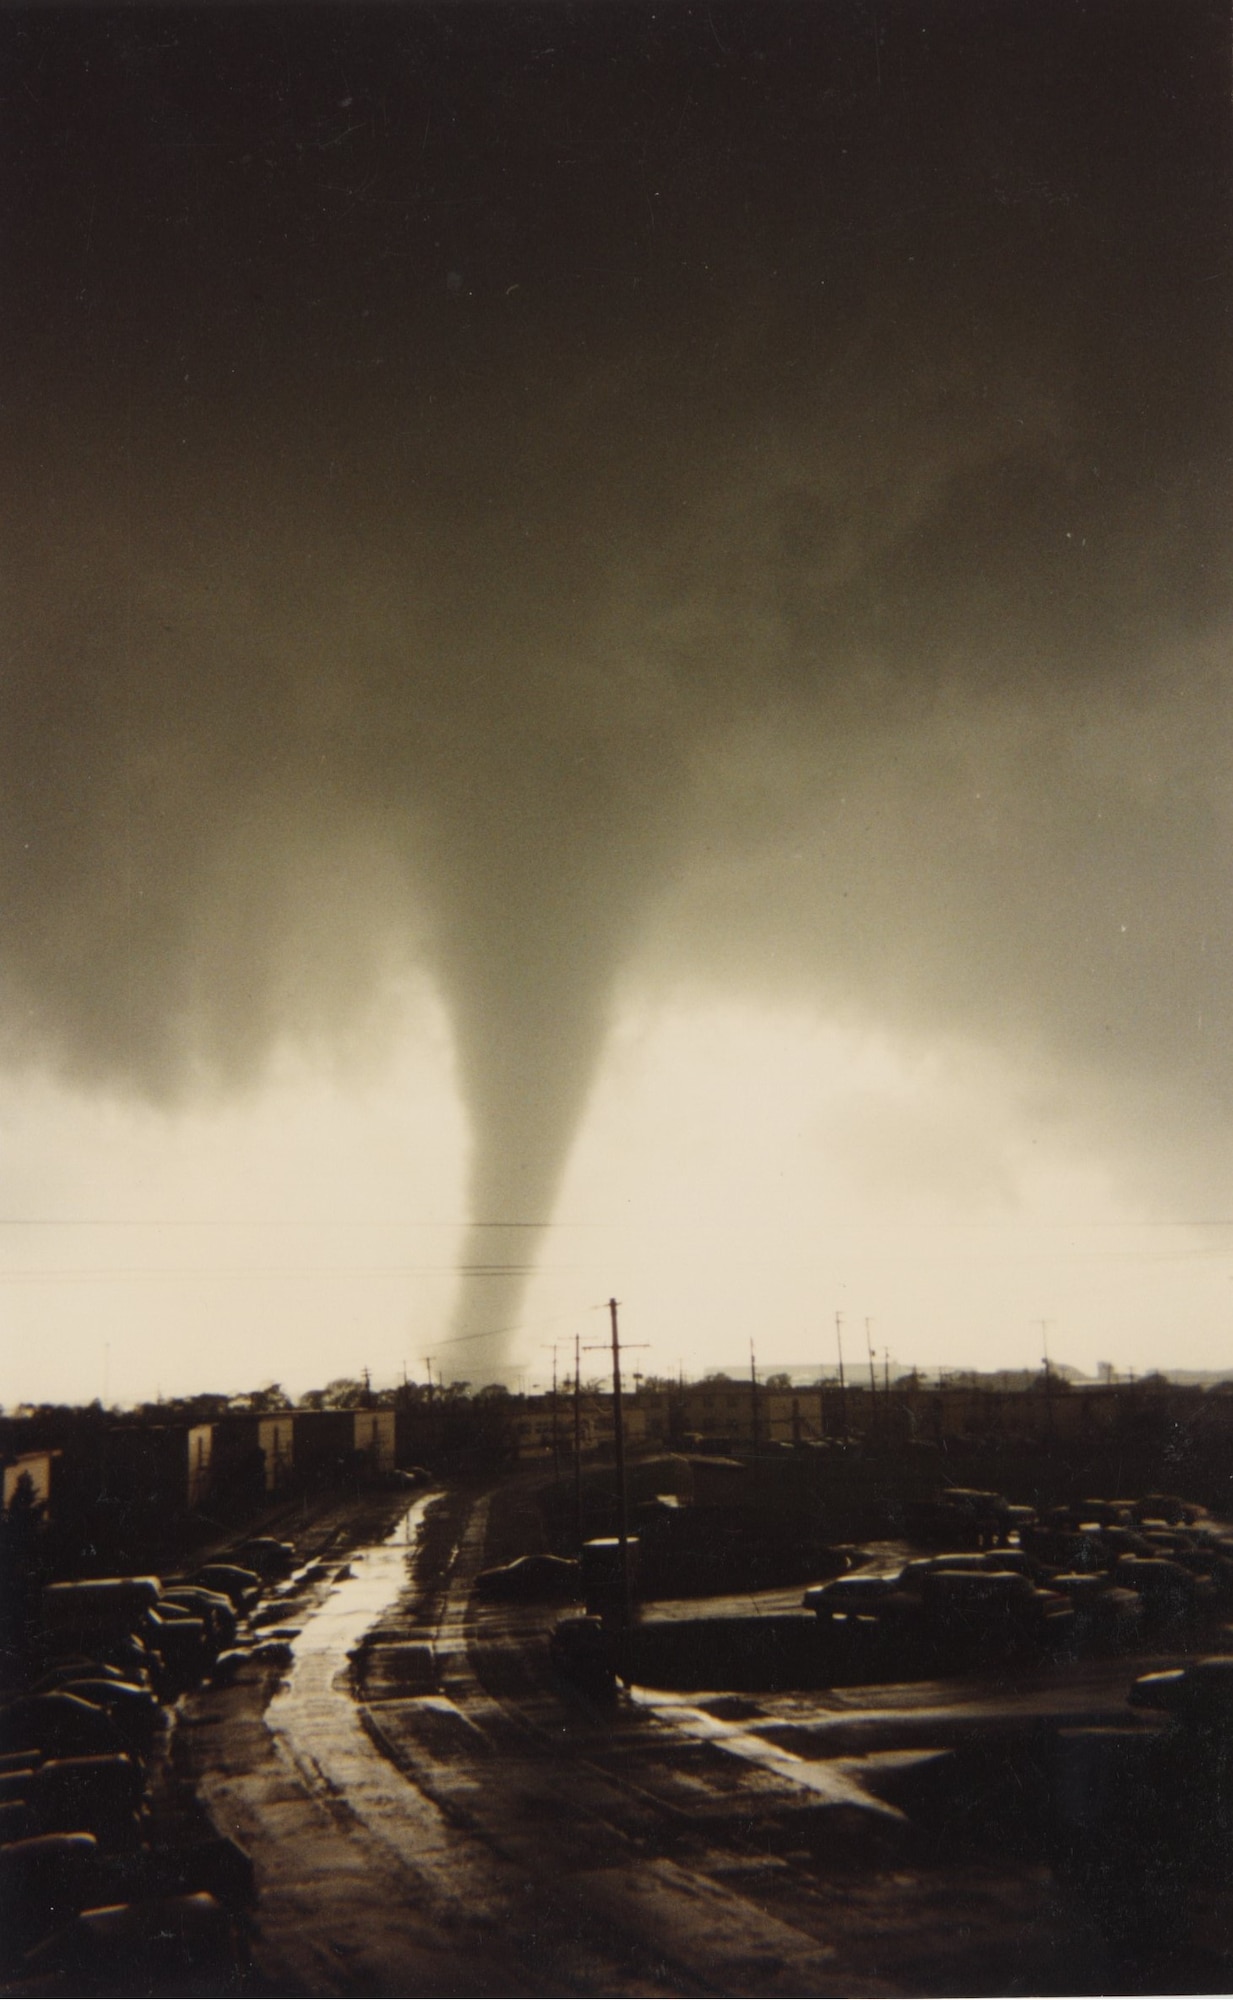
[1,4,1228,1379]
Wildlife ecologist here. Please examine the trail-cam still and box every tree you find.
[321,1378,366,1409]
[766,1373,793,1391]
[239,1383,292,1413]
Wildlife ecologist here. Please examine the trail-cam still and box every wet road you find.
[181,1487,1222,1996]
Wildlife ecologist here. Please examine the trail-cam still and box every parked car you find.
[1130,1655,1233,1726]
[803,1570,909,1617]
[1022,1525,1107,1573]
[1133,1493,1192,1526]
[232,1539,295,1579]
[1003,1503,1038,1536]
[1048,1573,1144,1650]
[53,1681,160,1754]
[188,1565,261,1613]
[31,1662,131,1695]
[905,1488,1013,1550]
[0,1833,104,1967]
[0,1694,125,1762]
[922,1549,1044,1581]
[474,1554,582,1602]
[1113,1556,1199,1629]
[145,1608,211,1686]
[40,1579,161,1650]
[159,1588,238,1649]
[22,1890,241,1995]
[1074,1499,1136,1529]
[917,1567,1074,1657]
[25,1753,144,1842]
[1096,1526,1154,1561]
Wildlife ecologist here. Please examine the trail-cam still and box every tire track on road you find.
[361,1490,891,1998]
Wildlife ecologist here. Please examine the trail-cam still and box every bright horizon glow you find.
[2,986,1229,1407]
[506,993,1233,1389]
[0,977,468,1408]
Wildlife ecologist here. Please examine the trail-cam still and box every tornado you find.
[1,3,1228,1386]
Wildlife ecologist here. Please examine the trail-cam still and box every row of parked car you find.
[0,1534,297,1993]
[805,1490,1233,1668]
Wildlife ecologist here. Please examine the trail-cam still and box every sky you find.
[1,2,1229,1405]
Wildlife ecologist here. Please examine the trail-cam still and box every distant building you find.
[681,1381,799,1444]
[187,1423,214,1509]
[2,1447,56,1513]
[513,1395,606,1458]
[352,1407,395,1474]
[258,1415,294,1492]
[293,1406,395,1483]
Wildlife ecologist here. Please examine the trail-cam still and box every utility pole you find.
[553,1346,560,1486]
[865,1318,877,1432]
[749,1341,759,1449]
[542,1344,561,1486]
[609,1299,630,1622]
[584,1299,647,1629]
[423,1358,434,1408]
[836,1312,848,1437]
[1037,1319,1055,1441]
[1038,1319,1053,1376]
[573,1332,584,1549]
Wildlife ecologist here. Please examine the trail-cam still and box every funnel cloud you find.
[1,3,1228,1380]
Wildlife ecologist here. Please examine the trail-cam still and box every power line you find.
[1,1216,1230,1229]
[0,1262,549,1283]
[425,1306,583,1350]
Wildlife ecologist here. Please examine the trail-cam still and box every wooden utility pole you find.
[543,1343,561,1485]
[552,1346,561,1485]
[836,1311,848,1437]
[865,1318,877,1433]
[583,1299,647,1627]
[749,1341,759,1449]
[573,1331,584,1548]
[609,1299,630,1622]
[1038,1319,1055,1440]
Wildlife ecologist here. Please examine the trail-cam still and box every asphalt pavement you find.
[173,1484,1233,1996]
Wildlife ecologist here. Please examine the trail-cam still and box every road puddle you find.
[266,1495,439,1803]
[278,1499,427,1669]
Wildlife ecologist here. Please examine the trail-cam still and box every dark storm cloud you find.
[1,3,1228,1361]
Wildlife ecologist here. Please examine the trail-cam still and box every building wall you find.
[514,1398,605,1456]
[352,1408,395,1472]
[293,1408,354,1469]
[258,1416,295,1492]
[187,1424,214,1509]
[681,1385,800,1443]
[3,1450,54,1511]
